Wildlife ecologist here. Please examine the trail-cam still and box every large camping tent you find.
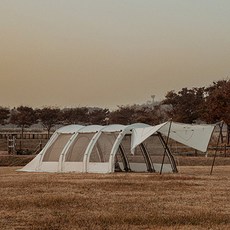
[20,122,215,173]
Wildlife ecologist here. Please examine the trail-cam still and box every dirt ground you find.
[0,166,230,230]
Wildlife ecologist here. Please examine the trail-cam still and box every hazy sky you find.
[1,0,230,109]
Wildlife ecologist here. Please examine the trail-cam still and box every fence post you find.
[7,135,16,155]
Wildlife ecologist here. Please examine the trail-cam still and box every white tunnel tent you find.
[20,122,215,173]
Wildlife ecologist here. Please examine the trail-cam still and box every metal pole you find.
[160,119,172,174]
[158,133,178,173]
[210,121,223,175]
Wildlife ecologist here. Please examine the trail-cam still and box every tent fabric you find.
[20,122,215,174]
[131,122,215,153]
[159,122,215,152]
[131,122,168,153]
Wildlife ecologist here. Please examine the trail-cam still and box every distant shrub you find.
[16,149,33,155]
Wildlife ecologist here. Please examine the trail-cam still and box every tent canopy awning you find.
[131,121,215,153]
[131,122,168,153]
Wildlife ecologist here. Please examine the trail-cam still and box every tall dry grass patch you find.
[0,166,230,229]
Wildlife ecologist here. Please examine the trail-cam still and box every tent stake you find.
[210,121,223,175]
[160,119,172,175]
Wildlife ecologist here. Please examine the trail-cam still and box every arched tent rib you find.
[85,124,126,173]
[109,123,150,173]
[81,125,104,172]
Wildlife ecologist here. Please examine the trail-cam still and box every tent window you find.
[118,135,148,172]
[121,135,146,163]
[145,135,171,165]
[89,132,118,162]
[65,133,94,162]
[42,134,72,162]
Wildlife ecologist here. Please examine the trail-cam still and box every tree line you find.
[0,79,230,142]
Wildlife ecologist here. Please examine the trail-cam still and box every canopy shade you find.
[131,122,215,153]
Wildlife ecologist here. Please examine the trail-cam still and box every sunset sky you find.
[1,0,230,109]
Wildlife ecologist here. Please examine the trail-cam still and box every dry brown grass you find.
[0,166,230,230]
[0,155,34,167]
[2,154,230,167]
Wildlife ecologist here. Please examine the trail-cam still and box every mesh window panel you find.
[144,135,171,164]
[114,149,124,171]
[89,132,118,162]
[42,134,72,162]
[120,135,146,163]
[65,133,94,162]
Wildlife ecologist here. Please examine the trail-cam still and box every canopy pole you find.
[210,121,223,175]
[160,119,172,174]
[158,133,178,173]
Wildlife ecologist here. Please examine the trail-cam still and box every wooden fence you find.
[0,133,52,140]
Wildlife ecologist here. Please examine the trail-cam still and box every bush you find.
[16,149,33,155]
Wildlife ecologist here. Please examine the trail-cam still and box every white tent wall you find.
[84,130,107,173]
[86,124,125,173]
[43,134,72,162]
[19,125,85,172]
[66,125,104,173]
[88,132,119,173]
[61,133,95,172]
[19,131,60,172]
[40,125,85,172]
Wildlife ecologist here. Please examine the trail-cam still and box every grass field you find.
[1,165,230,230]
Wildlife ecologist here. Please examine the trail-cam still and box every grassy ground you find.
[1,154,230,167]
[0,166,230,230]
[0,155,34,166]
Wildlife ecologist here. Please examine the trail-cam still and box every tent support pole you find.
[159,120,177,174]
[140,143,155,172]
[158,133,178,173]
[210,121,223,175]
[159,120,172,174]
[119,145,131,172]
